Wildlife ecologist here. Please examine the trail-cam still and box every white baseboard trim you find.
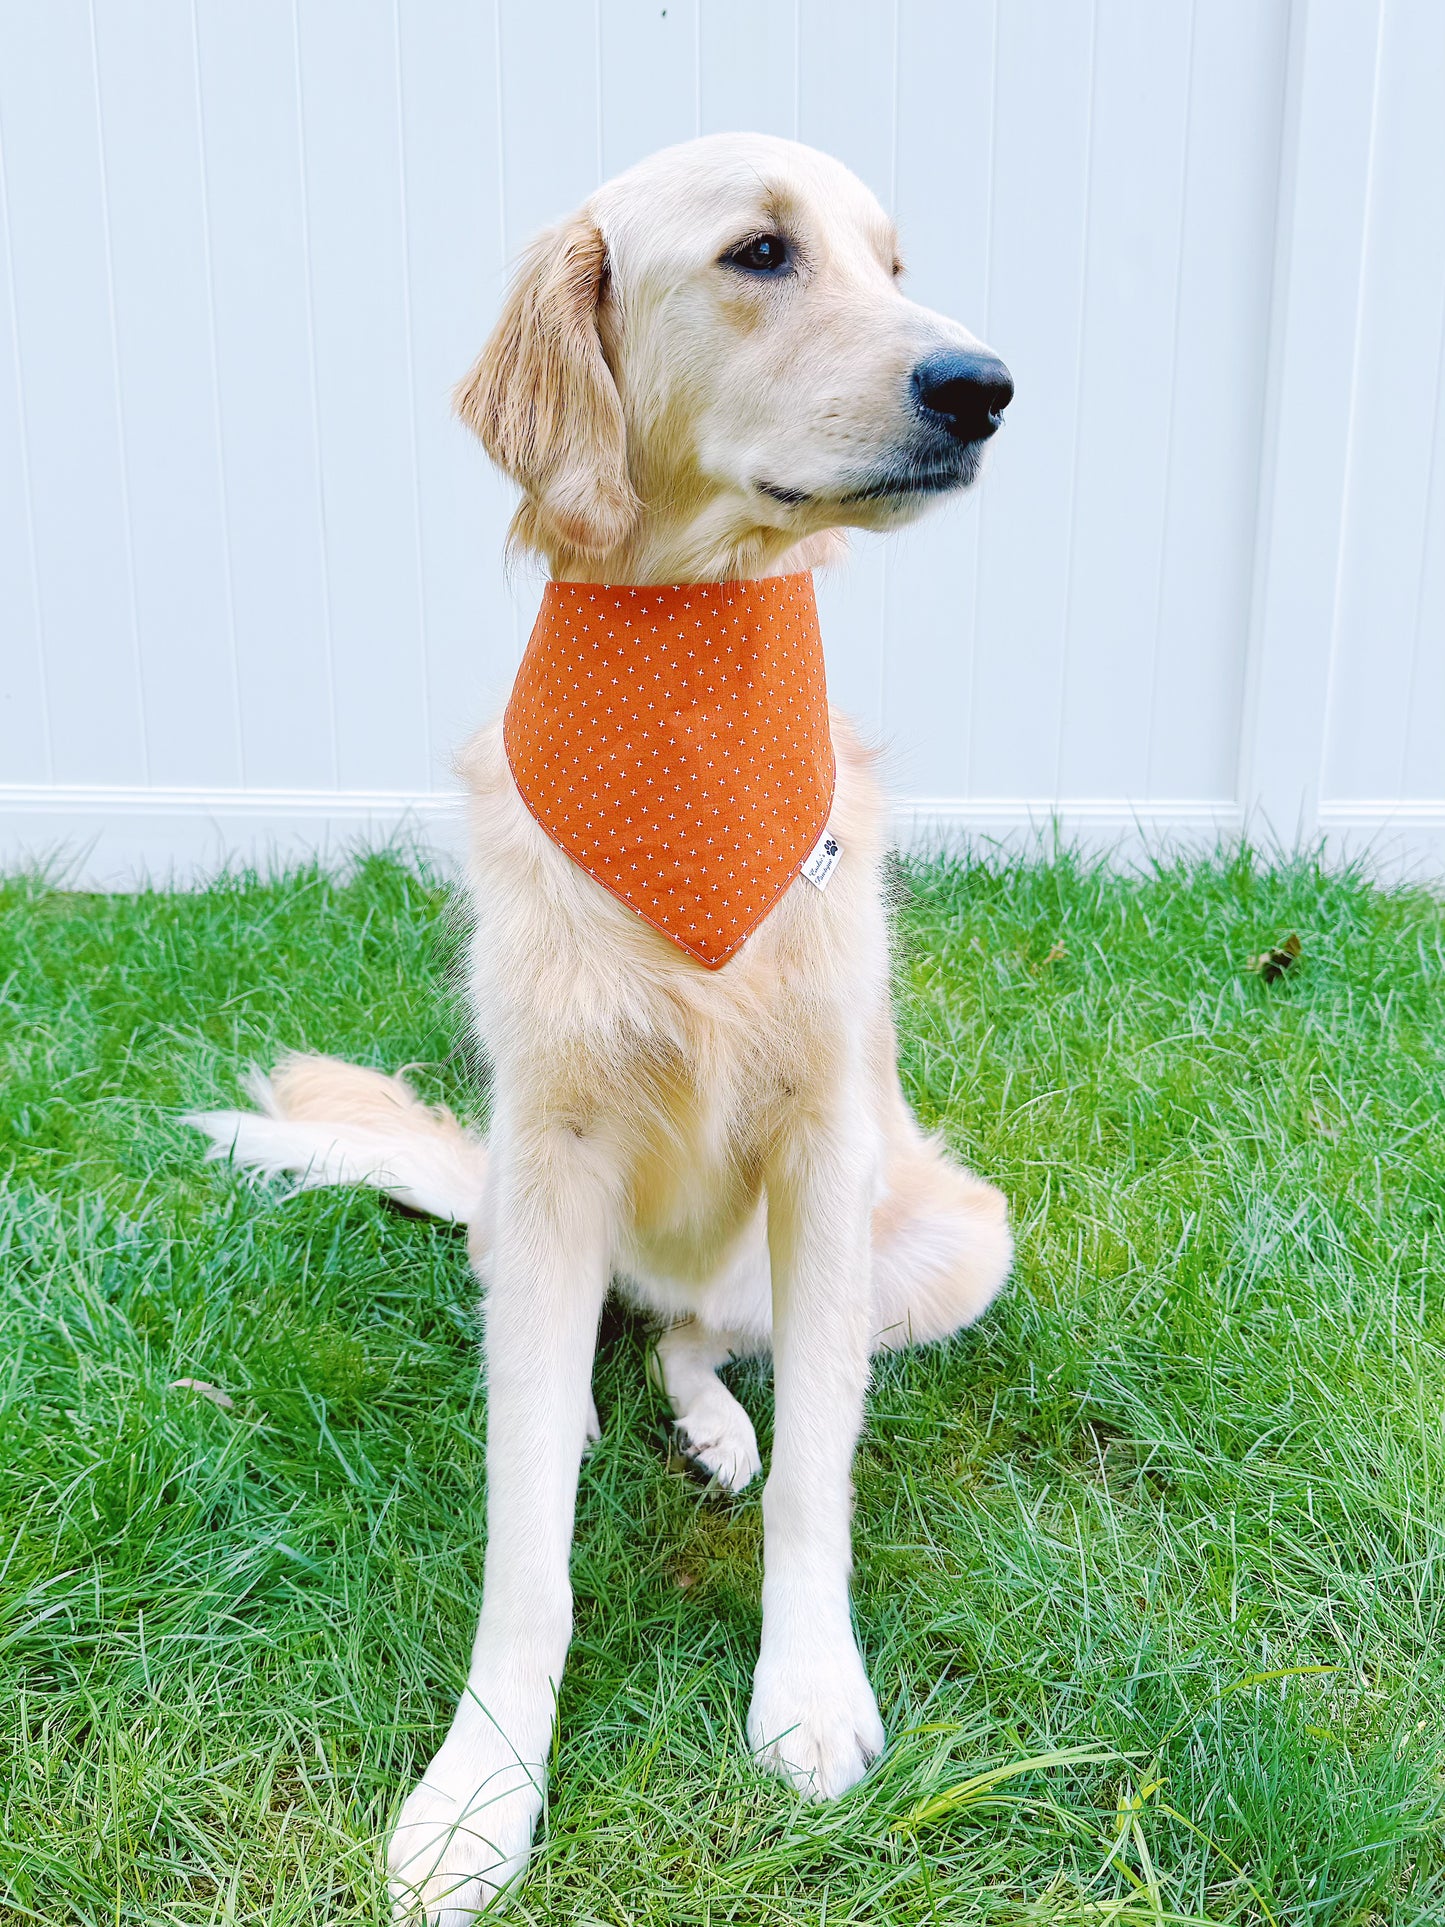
[1312,800,1445,882]
[1,784,1442,888]
[0,783,465,821]
[897,796,1245,846]
[1317,799,1445,827]
[0,784,468,889]
[902,796,1445,879]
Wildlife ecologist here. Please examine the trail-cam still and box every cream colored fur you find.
[188,132,1013,1925]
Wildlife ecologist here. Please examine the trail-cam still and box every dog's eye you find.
[721,233,791,275]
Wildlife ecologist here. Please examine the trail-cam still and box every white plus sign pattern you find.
[503,573,835,968]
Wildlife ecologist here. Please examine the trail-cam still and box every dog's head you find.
[457,133,1011,578]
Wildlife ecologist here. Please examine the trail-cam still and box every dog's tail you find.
[185,1054,487,1224]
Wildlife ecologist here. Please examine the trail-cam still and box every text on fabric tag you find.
[800,829,842,890]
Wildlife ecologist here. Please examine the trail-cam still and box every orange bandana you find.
[503,572,835,968]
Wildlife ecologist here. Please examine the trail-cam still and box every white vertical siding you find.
[195,0,336,791]
[1,0,149,790]
[1,0,1442,883]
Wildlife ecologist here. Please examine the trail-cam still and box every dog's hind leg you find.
[653,1319,763,1493]
[869,1127,1012,1353]
[645,1115,1009,1498]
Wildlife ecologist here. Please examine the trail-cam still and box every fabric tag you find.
[800,828,842,890]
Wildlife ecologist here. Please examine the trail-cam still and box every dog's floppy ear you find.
[455,216,639,558]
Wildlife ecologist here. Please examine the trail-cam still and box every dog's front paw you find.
[747,1630,884,1800]
[675,1381,762,1492]
[387,1729,543,1924]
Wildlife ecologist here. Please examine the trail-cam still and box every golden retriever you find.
[192,132,1015,1923]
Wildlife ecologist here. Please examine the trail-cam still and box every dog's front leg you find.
[747,1116,885,1800]
[388,1111,616,1922]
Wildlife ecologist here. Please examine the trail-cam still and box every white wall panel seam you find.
[391,0,434,783]
[1398,232,1445,795]
[791,0,801,140]
[288,0,340,785]
[1142,0,1199,800]
[1050,0,1101,797]
[1313,0,1389,818]
[697,0,709,137]
[875,0,901,744]
[963,0,1001,801]
[1235,0,1383,831]
[1235,0,1306,818]
[490,0,521,670]
[0,96,53,783]
[187,0,245,788]
[594,1,605,187]
[887,0,900,212]
[86,0,149,785]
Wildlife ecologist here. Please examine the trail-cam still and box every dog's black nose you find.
[912,350,1014,443]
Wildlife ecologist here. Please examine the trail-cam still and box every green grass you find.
[3,846,1445,1925]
